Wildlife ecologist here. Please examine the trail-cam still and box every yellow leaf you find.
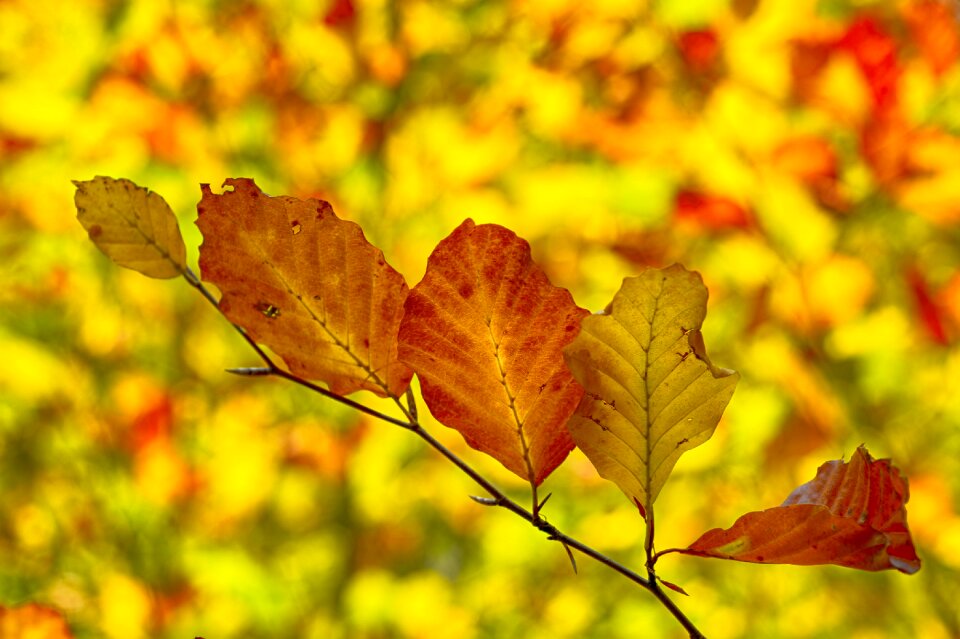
[73,177,187,279]
[563,264,739,513]
[73,176,187,279]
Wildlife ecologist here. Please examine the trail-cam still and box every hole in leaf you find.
[256,302,281,319]
[291,220,302,235]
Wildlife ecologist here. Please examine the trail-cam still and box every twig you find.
[183,269,410,429]
[181,266,706,639]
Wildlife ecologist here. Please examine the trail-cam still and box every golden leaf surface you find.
[398,220,589,485]
[74,176,187,279]
[679,446,921,573]
[563,264,739,511]
[196,178,412,398]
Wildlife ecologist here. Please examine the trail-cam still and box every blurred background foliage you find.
[2,0,960,637]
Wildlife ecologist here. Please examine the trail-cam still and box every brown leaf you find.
[196,178,412,398]
[74,176,187,279]
[397,220,588,485]
[679,446,920,574]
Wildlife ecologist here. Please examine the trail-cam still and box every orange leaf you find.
[0,604,74,639]
[904,0,960,77]
[771,137,848,211]
[197,178,412,398]
[679,446,920,574]
[397,220,588,485]
[771,137,837,184]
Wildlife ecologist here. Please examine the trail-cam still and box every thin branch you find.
[182,268,411,429]
[399,422,704,638]
[180,266,706,638]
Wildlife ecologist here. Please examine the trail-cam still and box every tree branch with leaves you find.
[75,176,920,638]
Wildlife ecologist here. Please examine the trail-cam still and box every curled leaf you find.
[563,264,739,514]
[74,176,187,279]
[196,178,412,398]
[678,446,921,574]
[398,220,588,485]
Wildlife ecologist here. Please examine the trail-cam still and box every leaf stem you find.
[181,266,706,639]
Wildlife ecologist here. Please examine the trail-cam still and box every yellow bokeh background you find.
[3,0,960,637]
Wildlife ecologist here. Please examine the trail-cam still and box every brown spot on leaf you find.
[459,283,474,298]
[88,224,103,238]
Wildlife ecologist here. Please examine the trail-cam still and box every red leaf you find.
[324,0,356,28]
[398,220,588,485]
[678,446,920,574]
[907,267,950,345]
[130,393,174,452]
[678,29,721,73]
[674,190,751,231]
[839,17,901,110]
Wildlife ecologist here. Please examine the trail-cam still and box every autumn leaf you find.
[904,0,960,76]
[74,176,187,279]
[674,191,751,231]
[563,264,739,514]
[397,220,588,485]
[196,178,412,398]
[839,17,901,110]
[675,446,921,574]
[0,604,74,639]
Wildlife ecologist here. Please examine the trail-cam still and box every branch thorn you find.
[225,366,273,376]
[538,492,553,511]
[561,541,578,574]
